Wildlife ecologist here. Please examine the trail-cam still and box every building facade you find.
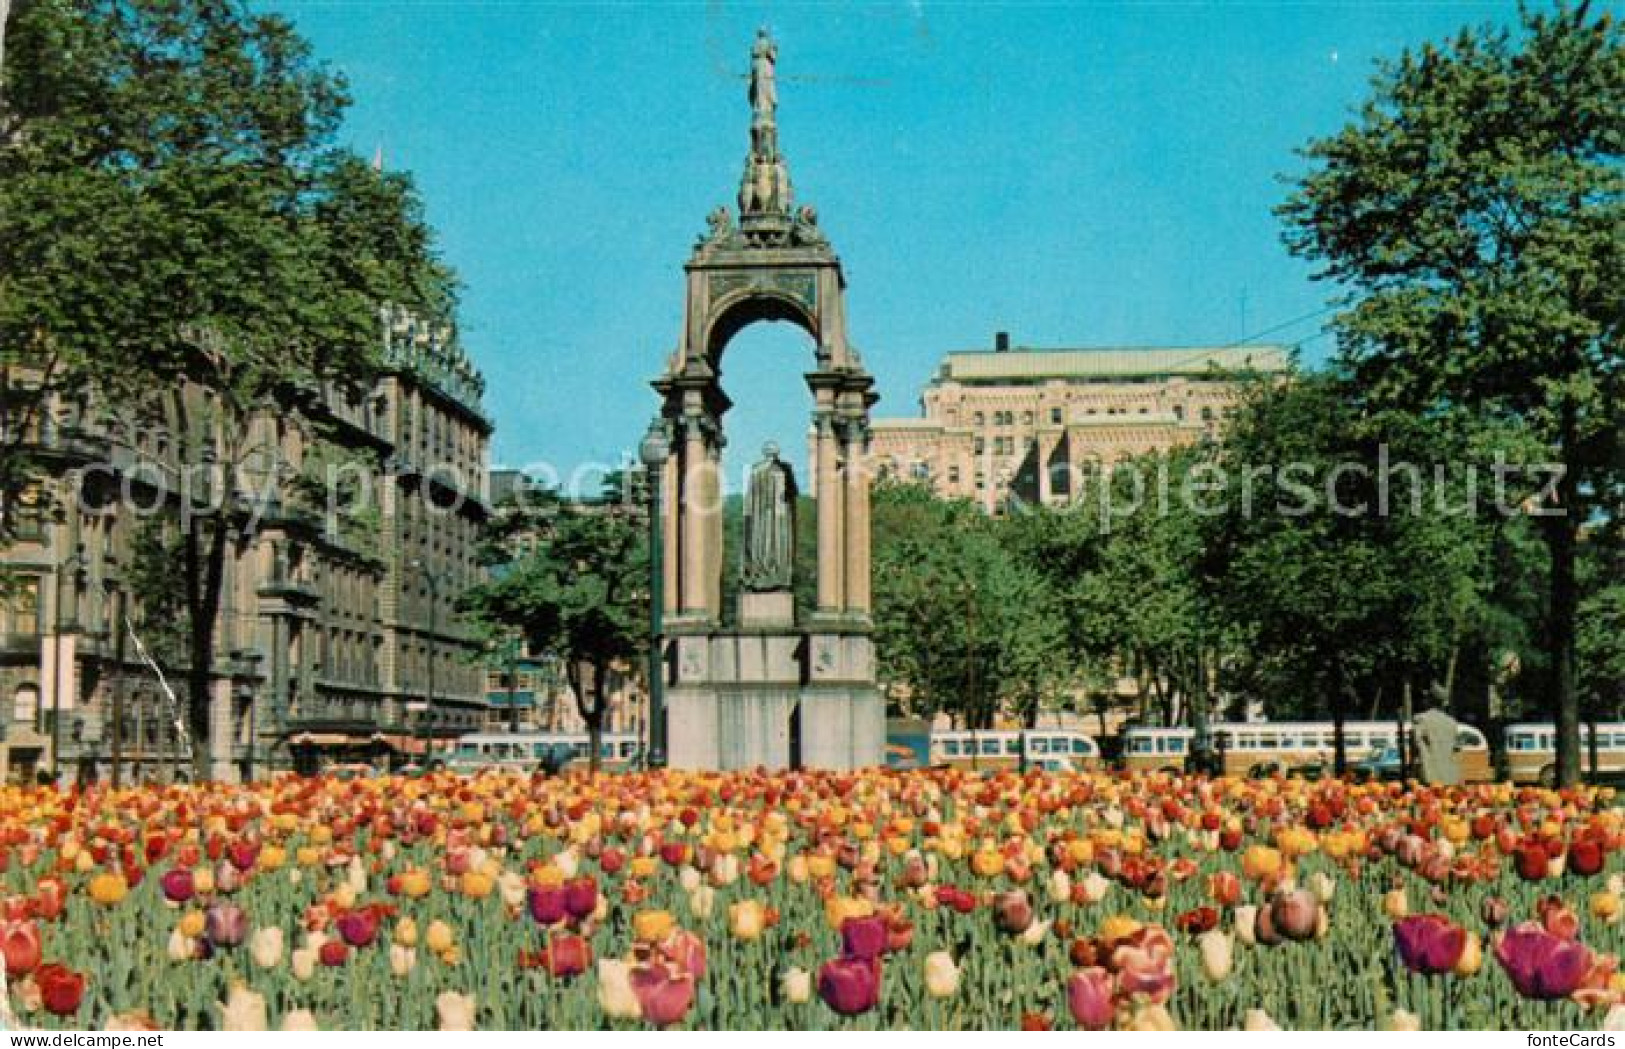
[0,304,491,782]
[868,333,1291,512]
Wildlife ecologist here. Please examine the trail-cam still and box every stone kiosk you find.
[652,31,883,771]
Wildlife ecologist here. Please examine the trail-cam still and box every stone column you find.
[680,418,709,615]
[662,451,680,616]
[842,419,871,616]
[814,411,844,614]
[705,439,724,618]
[1037,436,1053,505]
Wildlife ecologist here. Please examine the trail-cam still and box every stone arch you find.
[703,290,820,367]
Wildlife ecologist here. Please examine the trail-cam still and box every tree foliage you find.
[1278,4,1624,783]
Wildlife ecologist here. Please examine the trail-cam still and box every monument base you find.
[664,627,883,771]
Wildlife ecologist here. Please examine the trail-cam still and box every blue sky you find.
[270,0,1527,485]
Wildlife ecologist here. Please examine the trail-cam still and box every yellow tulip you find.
[728,900,767,941]
[88,872,129,906]
[633,910,676,944]
[425,919,455,955]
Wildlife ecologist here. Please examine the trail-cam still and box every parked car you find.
[1352,745,1406,782]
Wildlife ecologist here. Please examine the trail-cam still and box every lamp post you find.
[410,558,439,763]
[638,419,670,769]
[49,543,86,780]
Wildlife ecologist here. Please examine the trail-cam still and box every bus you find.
[1503,723,1625,785]
[448,732,641,773]
[1121,720,1492,781]
[930,728,1101,772]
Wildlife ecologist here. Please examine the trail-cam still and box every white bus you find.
[931,729,1101,771]
[1504,723,1625,785]
[448,732,640,773]
[1122,720,1492,780]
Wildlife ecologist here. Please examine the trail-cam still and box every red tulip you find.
[1065,967,1115,1030]
[0,919,41,977]
[538,933,591,979]
[1494,923,1593,999]
[527,886,567,926]
[817,955,881,1016]
[563,877,598,921]
[1570,838,1605,877]
[1516,842,1550,881]
[1208,871,1241,907]
[36,963,85,1016]
[1393,915,1466,975]
[318,939,349,967]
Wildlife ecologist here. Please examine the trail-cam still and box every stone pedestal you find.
[740,590,794,628]
[665,626,882,771]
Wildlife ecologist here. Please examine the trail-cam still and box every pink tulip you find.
[564,878,598,921]
[659,929,707,982]
[631,960,696,1027]
[1066,967,1115,1030]
[205,902,247,948]
[1112,927,1177,1005]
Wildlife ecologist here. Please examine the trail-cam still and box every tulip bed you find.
[1,769,1625,1030]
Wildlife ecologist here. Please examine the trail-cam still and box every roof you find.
[936,345,1291,383]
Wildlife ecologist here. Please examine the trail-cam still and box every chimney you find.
[994,331,1010,352]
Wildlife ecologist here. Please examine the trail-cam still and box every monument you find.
[650,30,883,771]
[1413,708,1462,786]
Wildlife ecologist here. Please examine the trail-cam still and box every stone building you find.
[0,305,490,782]
[869,333,1291,512]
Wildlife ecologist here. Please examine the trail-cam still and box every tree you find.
[2,0,457,778]
[460,486,648,774]
[1279,5,1624,783]
[1201,373,1500,772]
[871,481,1069,744]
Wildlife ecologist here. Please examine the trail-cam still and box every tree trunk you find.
[1548,407,1582,787]
[574,659,606,776]
[183,514,228,783]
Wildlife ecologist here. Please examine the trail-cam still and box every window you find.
[973,412,984,426]
[973,438,984,454]
[979,738,999,755]
[1050,408,1063,425]
[1030,737,1050,755]
[1072,738,1092,756]
[1022,411,1034,426]
[942,739,961,757]
[947,466,961,485]
[1129,736,1154,755]
[7,577,40,636]
[911,462,930,481]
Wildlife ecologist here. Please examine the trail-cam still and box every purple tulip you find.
[1494,923,1593,1000]
[817,956,880,1016]
[840,915,888,961]
[1393,915,1466,975]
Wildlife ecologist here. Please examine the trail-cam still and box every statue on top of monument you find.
[742,441,797,592]
[749,28,778,127]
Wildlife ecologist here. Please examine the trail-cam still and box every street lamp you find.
[410,558,440,764]
[49,543,86,780]
[638,418,670,769]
